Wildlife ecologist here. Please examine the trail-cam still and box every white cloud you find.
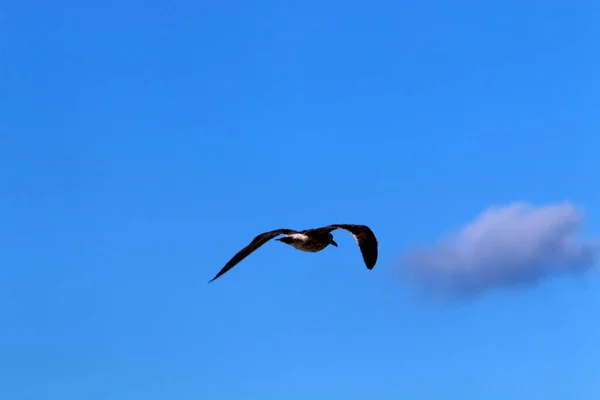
[401,202,597,297]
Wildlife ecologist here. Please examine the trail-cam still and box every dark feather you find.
[306,224,378,269]
[208,228,298,282]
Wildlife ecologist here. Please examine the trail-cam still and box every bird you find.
[208,224,378,283]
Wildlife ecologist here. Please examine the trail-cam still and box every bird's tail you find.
[276,237,294,245]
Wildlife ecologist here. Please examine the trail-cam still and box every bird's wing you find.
[209,228,298,282]
[309,224,378,269]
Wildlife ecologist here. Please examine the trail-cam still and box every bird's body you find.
[276,232,333,252]
[208,224,378,282]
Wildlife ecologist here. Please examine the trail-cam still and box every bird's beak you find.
[331,240,338,247]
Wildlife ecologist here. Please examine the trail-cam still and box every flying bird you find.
[208,224,378,283]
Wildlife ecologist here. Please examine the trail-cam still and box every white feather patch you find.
[289,233,309,241]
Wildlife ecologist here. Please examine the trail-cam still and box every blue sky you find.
[2,0,600,398]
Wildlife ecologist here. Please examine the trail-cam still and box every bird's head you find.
[328,232,338,247]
